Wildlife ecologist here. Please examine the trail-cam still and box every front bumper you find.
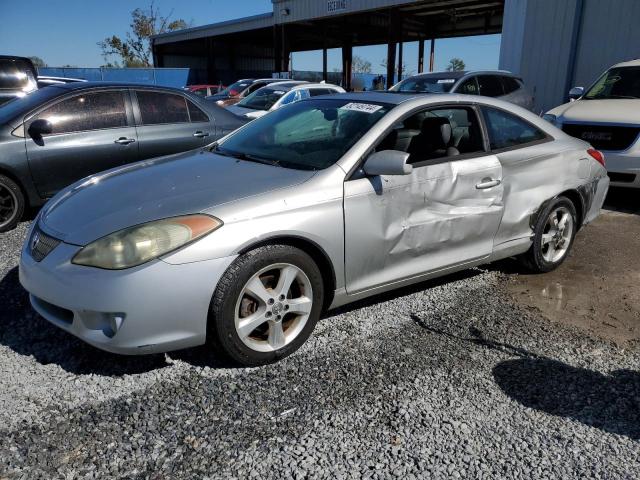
[603,150,640,188]
[19,238,236,355]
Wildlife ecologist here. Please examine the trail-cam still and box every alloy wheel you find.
[234,263,313,353]
[541,206,574,263]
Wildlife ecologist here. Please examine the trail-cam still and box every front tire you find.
[208,245,324,367]
[519,196,577,273]
[0,174,25,233]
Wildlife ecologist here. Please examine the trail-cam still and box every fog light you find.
[103,314,125,338]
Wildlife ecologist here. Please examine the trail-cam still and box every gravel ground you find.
[1,221,639,479]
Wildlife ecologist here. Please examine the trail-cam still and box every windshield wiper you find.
[213,146,280,167]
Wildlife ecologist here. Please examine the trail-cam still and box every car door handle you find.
[114,137,136,145]
[475,179,501,189]
[193,131,210,138]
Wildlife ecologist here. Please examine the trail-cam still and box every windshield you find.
[218,80,252,97]
[0,58,37,92]
[584,67,640,100]
[215,98,392,170]
[237,87,286,110]
[390,76,457,93]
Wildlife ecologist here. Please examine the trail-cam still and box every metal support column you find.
[418,38,424,73]
[342,43,352,91]
[323,47,328,82]
[429,38,435,72]
[397,40,404,81]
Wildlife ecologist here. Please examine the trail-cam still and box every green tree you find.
[446,58,466,72]
[29,56,47,68]
[98,2,190,67]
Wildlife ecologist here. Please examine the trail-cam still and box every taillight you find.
[587,148,605,167]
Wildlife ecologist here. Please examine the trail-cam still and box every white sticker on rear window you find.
[339,103,383,114]
[273,91,285,94]
[437,79,456,84]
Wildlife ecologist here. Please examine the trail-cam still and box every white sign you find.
[327,0,348,13]
[437,79,456,84]
[339,103,383,114]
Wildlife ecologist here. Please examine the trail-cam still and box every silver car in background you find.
[226,81,345,119]
[390,70,534,110]
[19,93,609,366]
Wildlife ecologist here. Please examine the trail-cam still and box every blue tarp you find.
[37,67,194,88]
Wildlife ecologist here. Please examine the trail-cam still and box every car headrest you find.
[421,116,452,147]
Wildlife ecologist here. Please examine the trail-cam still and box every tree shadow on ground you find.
[411,315,640,441]
[0,267,168,376]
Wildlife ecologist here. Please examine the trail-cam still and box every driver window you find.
[377,106,485,165]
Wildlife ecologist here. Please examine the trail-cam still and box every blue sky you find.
[1,0,500,72]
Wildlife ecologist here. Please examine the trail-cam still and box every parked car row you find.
[0,56,616,366]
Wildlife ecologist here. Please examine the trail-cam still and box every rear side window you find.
[187,99,209,122]
[477,76,505,97]
[501,77,521,94]
[309,88,335,96]
[137,91,189,125]
[33,91,127,134]
[457,77,479,95]
[482,107,546,150]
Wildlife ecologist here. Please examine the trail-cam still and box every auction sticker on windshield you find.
[339,103,383,114]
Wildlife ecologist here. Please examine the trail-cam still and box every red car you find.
[185,84,226,97]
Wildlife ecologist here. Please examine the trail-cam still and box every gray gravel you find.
[1,221,639,479]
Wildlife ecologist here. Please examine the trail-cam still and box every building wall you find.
[572,0,640,89]
[500,0,579,114]
[501,0,640,113]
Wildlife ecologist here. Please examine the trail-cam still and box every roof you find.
[403,70,517,81]
[52,81,186,91]
[612,59,640,68]
[263,81,308,90]
[317,91,425,105]
[152,12,274,45]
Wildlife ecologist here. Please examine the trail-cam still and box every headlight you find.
[542,114,561,128]
[72,215,222,270]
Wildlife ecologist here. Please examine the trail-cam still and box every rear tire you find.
[208,245,324,367]
[518,196,577,273]
[0,174,25,233]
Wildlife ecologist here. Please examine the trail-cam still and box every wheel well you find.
[558,189,584,230]
[0,167,28,206]
[238,237,337,311]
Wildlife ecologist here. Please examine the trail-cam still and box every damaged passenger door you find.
[343,105,505,294]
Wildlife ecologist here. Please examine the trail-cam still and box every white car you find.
[226,81,345,119]
[545,59,640,188]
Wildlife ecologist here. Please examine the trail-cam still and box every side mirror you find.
[568,86,584,101]
[363,150,412,176]
[28,119,53,137]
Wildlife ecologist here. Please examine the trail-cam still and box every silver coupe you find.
[19,92,610,366]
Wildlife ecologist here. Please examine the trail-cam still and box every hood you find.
[40,150,316,245]
[549,99,640,125]
[225,104,255,117]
